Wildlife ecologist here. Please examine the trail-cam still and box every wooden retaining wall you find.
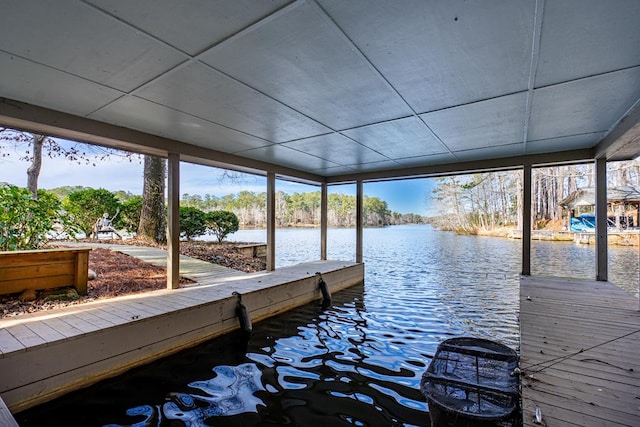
[0,248,91,295]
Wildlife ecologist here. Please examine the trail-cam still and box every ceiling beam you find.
[0,97,324,185]
[326,148,595,184]
[594,101,640,161]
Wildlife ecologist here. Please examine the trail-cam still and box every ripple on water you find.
[20,226,634,425]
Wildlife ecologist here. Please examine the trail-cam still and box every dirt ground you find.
[0,240,266,318]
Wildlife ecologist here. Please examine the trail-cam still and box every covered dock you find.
[0,1,639,424]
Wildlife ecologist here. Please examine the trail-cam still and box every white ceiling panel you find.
[529,67,640,141]
[318,0,534,113]
[85,0,293,56]
[421,93,527,152]
[90,96,271,153]
[0,1,638,181]
[283,134,389,166]
[0,0,187,93]
[240,144,342,172]
[134,62,330,143]
[0,51,123,116]
[535,0,640,87]
[201,1,412,130]
[342,117,448,159]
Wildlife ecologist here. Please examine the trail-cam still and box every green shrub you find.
[120,196,143,232]
[0,184,61,250]
[206,210,239,242]
[179,206,207,240]
[63,189,122,237]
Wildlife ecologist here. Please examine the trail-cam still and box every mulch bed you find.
[0,240,266,318]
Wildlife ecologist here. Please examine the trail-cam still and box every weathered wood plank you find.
[522,398,628,427]
[23,321,66,343]
[74,250,89,294]
[7,324,47,348]
[0,328,25,356]
[72,309,119,329]
[520,276,640,427]
[60,313,102,334]
[0,262,75,281]
[0,248,91,295]
[87,307,132,326]
[0,396,18,427]
[522,371,640,414]
[43,317,86,339]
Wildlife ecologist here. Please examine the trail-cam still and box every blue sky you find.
[0,139,436,215]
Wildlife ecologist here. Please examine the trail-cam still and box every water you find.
[16,225,639,426]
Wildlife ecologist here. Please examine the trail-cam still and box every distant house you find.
[560,187,640,231]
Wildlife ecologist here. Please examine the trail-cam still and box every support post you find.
[522,164,532,276]
[356,180,363,264]
[321,182,328,260]
[266,172,276,271]
[167,153,180,289]
[595,158,608,281]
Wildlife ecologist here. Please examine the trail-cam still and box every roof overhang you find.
[0,1,638,184]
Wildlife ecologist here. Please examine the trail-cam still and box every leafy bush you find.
[63,189,122,237]
[206,210,239,242]
[179,206,207,240]
[0,184,61,250]
[120,196,143,232]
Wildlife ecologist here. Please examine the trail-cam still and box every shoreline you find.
[234,223,640,246]
[469,226,640,246]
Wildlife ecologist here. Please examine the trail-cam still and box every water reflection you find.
[104,363,263,426]
[15,225,639,426]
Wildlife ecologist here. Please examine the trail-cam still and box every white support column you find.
[321,182,328,261]
[167,153,180,289]
[356,180,363,264]
[595,158,608,281]
[266,172,276,271]
[522,164,532,276]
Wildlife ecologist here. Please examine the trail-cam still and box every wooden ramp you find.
[520,276,640,427]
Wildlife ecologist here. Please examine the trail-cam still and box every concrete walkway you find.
[57,242,246,283]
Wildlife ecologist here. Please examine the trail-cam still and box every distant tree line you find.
[47,187,424,228]
[180,190,424,227]
[430,160,640,233]
[0,184,424,250]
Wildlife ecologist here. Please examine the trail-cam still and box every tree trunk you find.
[27,134,46,199]
[138,155,167,243]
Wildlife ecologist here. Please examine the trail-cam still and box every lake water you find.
[16,225,639,426]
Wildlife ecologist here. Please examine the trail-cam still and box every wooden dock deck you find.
[0,250,363,413]
[520,276,640,427]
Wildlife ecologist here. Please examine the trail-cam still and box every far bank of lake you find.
[225,224,639,297]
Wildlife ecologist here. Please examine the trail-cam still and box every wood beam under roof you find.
[326,148,595,184]
[0,97,324,185]
[3,96,637,187]
[595,102,640,161]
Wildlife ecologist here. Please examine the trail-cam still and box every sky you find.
[0,139,437,216]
